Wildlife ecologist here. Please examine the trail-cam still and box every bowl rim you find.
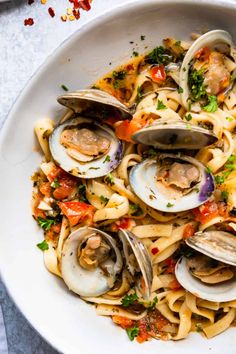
[1,0,236,352]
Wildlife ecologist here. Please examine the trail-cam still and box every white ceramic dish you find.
[1,1,236,353]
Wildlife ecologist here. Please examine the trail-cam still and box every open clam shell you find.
[119,229,153,300]
[186,231,236,266]
[179,30,234,109]
[57,89,133,120]
[49,117,123,178]
[131,119,217,149]
[129,154,215,213]
[175,257,236,302]
[61,227,123,297]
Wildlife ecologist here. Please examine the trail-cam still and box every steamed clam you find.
[61,227,153,299]
[179,30,236,111]
[49,117,123,178]
[175,229,236,302]
[57,88,133,120]
[129,153,215,213]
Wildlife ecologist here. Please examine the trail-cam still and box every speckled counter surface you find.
[0,0,129,352]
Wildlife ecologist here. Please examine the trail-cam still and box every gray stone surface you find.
[0,0,129,352]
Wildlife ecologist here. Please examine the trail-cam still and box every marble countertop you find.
[0,0,129,352]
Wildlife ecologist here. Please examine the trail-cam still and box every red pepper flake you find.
[28,0,34,5]
[151,247,159,255]
[48,7,55,18]
[78,0,91,11]
[72,8,80,20]
[24,18,34,26]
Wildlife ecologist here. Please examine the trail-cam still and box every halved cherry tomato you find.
[194,46,211,61]
[192,200,218,225]
[115,119,145,142]
[183,224,196,239]
[59,201,95,226]
[150,64,166,83]
[112,316,134,329]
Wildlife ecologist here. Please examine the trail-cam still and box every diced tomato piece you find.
[165,258,176,274]
[112,316,134,329]
[150,65,166,83]
[115,119,144,142]
[183,224,196,239]
[136,318,151,343]
[39,182,52,197]
[47,166,63,182]
[169,277,182,290]
[53,177,77,200]
[194,46,211,61]
[59,201,94,226]
[192,200,218,224]
[45,223,62,242]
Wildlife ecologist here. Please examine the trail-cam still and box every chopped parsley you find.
[78,185,88,203]
[99,195,109,204]
[188,68,206,102]
[121,292,138,307]
[132,51,139,57]
[145,296,158,310]
[205,166,212,174]
[137,85,143,102]
[177,86,183,94]
[226,116,234,122]
[51,178,60,189]
[143,148,158,158]
[106,173,115,185]
[185,113,192,121]
[203,95,218,113]
[166,202,174,208]
[112,70,127,89]
[37,217,56,231]
[145,46,172,65]
[140,35,145,41]
[214,156,236,185]
[61,84,69,91]
[196,324,203,333]
[88,167,100,170]
[186,123,192,130]
[129,203,143,216]
[174,40,181,47]
[103,155,111,163]
[126,327,139,341]
[221,190,229,202]
[37,240,49,251]
[156,100,167,110]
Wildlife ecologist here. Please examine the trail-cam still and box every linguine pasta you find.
[32,31,236,343]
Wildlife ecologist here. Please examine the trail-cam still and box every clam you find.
[49,117,123,178]
[57,89,133,120]
[131,117,217,149]
[179,30,236,110]
[129,153,215,213]
[175,230,236,302]
[119,229,153,299]
[61,227,153,299]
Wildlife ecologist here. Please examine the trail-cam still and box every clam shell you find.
[57,89,133,120]
[175,257,236,302]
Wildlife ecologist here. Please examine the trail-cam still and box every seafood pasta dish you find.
[32,30,236,342]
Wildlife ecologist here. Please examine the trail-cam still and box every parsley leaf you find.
[226,117,234,122]
[205,166,212,174]
[129,203,143,216]
[99,195,109,204]
[156,100,167,110]
[145,296,158,310]
[140,35,145,41]
[121,292,138,307]
[145,46,172,65]
[166,202,174,208]
[185,113,192,121]
[78,185,88,203]
[103,155,111,163]
[61,84,69,92]
[177,86,183,94]
[188,68,206,102]
[221,190,229,202]
[203,95,218,113]
[51,178,60,189]
[136,86,143,103]
[106,173,115,186]
[132,51,139,57]
[112,70,127,80]
[37,240,49,251]
[126,327,139,341]
[37,217,56,231]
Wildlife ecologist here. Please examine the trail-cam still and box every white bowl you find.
[1,1,236,353]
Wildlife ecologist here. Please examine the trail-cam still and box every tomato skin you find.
[192,200,218,224]
[59,201,94,226]
[53,177,77,200]
[115,119,143,142]
[194,46,211,62]
[112,316,134,329]
[183,224,196,239]
[39,182,52,197]
[150,65,166,83]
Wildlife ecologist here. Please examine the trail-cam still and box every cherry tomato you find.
[59,201,94,226]
[150,64,166,83]
[192,200,218,224]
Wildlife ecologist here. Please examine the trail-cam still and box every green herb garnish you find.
[112,70,127,80]
[61,84,69,91]
[126,327,139,341]
[51,178,60,189]
[226,117,234,122]
[129,203,143,216]
[103,155,111,163]
[221,190,229,202]
[140,35,145,41]
[166,202,174,208]
[145,46,172,65]
[188,68,206,102]
[99,195,109,204]
[121,292,139,307]
[157,100,167,110]
[177,86,183,94]
[205,166,212,174]
[106,173,115,185]
[145,296,158,310]
[203,95,218,113]
[37,240,49,251]
[37,217,56,231]
[132,51,139,57]
[185,113,192,121]
[78,185,88,203]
